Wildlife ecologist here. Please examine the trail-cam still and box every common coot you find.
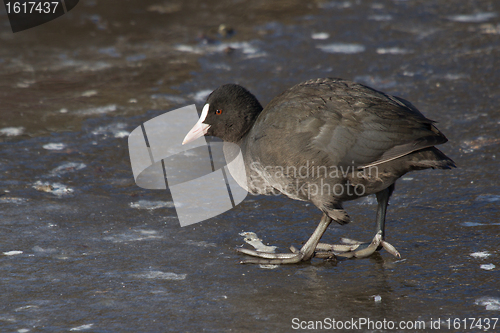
[183,78,455,264]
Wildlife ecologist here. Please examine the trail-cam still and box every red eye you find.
[216,109,222,115]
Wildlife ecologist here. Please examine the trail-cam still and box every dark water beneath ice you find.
[1,0,499,332]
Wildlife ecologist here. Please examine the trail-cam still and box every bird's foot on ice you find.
[236,247,314,264]
[315,231,401,259]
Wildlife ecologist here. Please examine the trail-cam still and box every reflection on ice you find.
[470,251,491,258]
[129,200,175,210]
[311,32,329,40]
[316,43,365,54]
[480,264,496,271]
[49,162,86,176]
[448,12,497,23]
[33,181,74,197]
[92,122,130,138]
[75,104,117,116]
[376,47,412,55]
[132,271,187,280]
[3,250,23,256]
[69,324,94,331]
[175,41,266,58]
[368,14,393,21]
[103,229,163,243]
[43,143,66,150]
[0,197,27,204]
[0,127,24,136]
[475,297,500,310]
[475,194,500,203]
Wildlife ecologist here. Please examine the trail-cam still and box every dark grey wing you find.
[252,78,446,169]
[357,126,447,168]
[307,79,448,168]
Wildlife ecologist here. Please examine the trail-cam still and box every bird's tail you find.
[409,147,456,170]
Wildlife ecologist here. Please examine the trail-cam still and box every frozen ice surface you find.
[354,75,398,89]
[3,250,23,256]
[114,131,130,138]
[49,162,86,176]
[448,12,497,23]
[185,240,217,247]
[98,46,121,57]
[475,194,500,203]
[463,222,500,226]
[129,200,175,210]
[442,73,469,80]
[175,41,265,58]
[32,181,74,197]
[376,47,412,55]
[480,264,496,271]
[479,23,500,34]
[91,122,129,138]
[126,54,147,62]
[75,104,117,115]
[475,297,500,311]
[470,251,491,258]
[81,90,98,97]
[462,137,500,153]
[103,229,163,242]
[0,127,24,136]
[43,143,66,150]
[192,89,213,103]
[368,14,393,21]
[317,43,366,54]
[70,324,94,331]
[1,0,499,331]
[133,271,187,280]
[311,32,330,40]
[0,197,27,204]
[150,94,187,104]
[32,246,58,254]
[317,1,352,9]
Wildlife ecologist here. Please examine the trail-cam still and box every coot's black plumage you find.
[183,78,455,264]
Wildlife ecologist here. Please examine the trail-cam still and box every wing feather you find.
[248,78,448,170]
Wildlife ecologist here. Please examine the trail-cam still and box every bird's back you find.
[242,78,454,202]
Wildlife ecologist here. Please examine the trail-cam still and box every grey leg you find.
[375,184,400,257]
[375,183,394,239]
[317,184,400,259]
